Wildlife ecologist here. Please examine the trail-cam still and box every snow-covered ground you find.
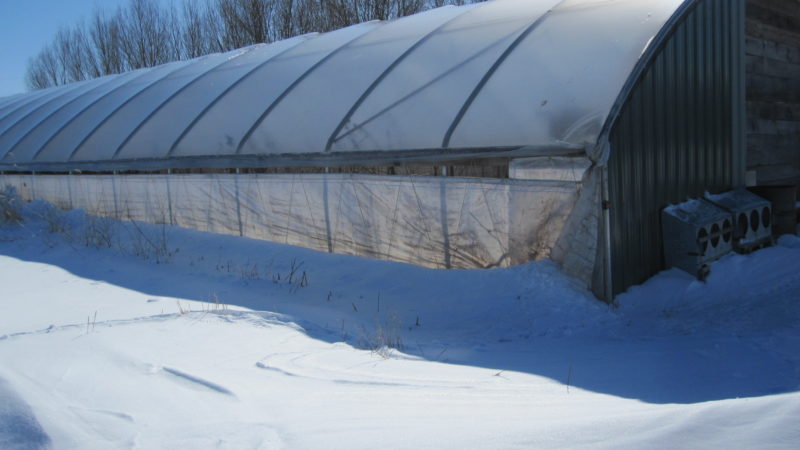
[1,200,798,449]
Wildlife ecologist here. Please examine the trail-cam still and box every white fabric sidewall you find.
[1,173,597,284]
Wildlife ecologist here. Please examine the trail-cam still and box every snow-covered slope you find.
[1,202,798,449]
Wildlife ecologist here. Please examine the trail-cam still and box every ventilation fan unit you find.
[706,189,772,252]
[662,199,733,280]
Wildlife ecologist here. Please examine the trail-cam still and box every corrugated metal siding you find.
[608,0,746,296]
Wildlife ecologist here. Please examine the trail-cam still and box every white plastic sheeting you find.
[449,0,684,149]
[0,79,94,138]
[1,171,599,285]
[0,75,122,160]
[7,71,143,163]
[510,156,592,182]
[329,0,556,152]
[29,61,194,163]
[72,50,246,162]
[245,6,474,155]
[0,0,685,169]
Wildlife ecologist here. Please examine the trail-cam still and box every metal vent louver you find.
[705,189,772,252]
[662,198,733,280]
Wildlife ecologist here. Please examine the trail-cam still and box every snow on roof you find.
[0,0,686,170]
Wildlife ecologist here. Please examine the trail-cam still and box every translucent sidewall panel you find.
[329,0,558,152]
[450,0,684,149]
[116,45,270,159]
[34,60,194,163]
[73,51,242,162]
[168,36,312,157]
[1,173,589,276]
[4,72,137,163]
[0,79,95,138]
[245,5,474,155]
[229,21,381,156]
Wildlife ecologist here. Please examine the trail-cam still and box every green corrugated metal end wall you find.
[607,0,746,297]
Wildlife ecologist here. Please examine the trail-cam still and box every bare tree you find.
[273,0,295,40]
[292,0,325,35]
[429,0,478,7]
[217,0,274,50]
[395,0,425,17]
[90,8,125,75]
[165,3,185,62]
[25,0,487,90]
[182,0,208,58]
[201,0,227,53]
[118,0,173,69]
[360,0,393,22]
[55,25,98,83]
[25,45,62,90]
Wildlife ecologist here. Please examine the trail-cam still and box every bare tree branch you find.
[24,0,487,90]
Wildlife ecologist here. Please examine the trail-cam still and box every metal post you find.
[439,179,451,269]
[601,165,614,304]
[112,170,120,219]
[323,173,333,252]
[166,168,174,225]
[235,168,243,236]
[67,170,74,210]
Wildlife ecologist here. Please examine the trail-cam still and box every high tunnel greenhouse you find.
[0,0,747,300]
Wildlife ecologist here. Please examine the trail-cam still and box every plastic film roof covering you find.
[0,0,687,169]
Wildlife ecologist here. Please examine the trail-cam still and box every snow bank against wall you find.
[0,171,598,284]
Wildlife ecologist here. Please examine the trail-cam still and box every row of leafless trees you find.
[26,0,484,90]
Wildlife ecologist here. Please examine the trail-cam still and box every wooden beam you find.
[747,100,800,122]
[746,36,800,63]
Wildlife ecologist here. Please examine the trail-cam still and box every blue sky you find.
[0,0,143,98]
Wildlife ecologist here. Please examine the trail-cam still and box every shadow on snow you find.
[1,216,798,406]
